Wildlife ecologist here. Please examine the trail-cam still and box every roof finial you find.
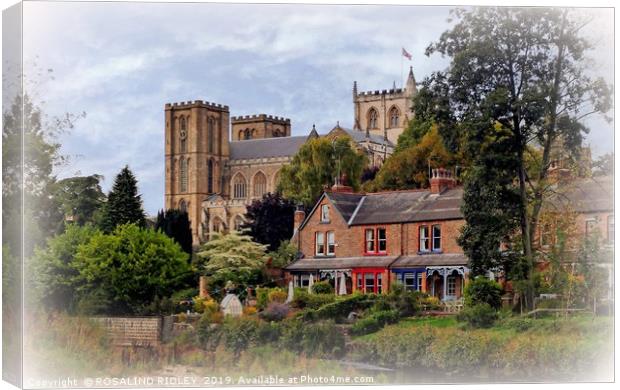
[336,121,340,128]
[392,80,396,90]
[312,123,316,131]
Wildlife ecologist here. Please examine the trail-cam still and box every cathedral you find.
[164,68,418,245]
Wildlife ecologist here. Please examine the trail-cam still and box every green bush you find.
[278,319,345,358]
[301,293,376,322]
[221,317,259,359]
[457,303,499,328]
[311,281,334,294]
[291,289,336,309]
[372,287,421,317]
[464,276,503,309]
[268,289,287,304]
[256,288,269,310]
[256,321,283,344]
[503,317,535,331]
[350,309,400,336]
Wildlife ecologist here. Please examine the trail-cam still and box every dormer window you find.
[321,204,330,222]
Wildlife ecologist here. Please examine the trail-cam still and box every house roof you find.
[545,176,613,214]
[284,256,399,271]
[390,253,469,268]
[325,191,365,222]
[229,135,309,160]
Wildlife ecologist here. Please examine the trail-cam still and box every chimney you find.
[293,203,306,233]
[331,173,354,193]
[430,168,456,194]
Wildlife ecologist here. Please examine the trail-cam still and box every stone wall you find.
[91,317,163,347]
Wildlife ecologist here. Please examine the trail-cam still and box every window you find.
[365,229,375,253]
[377,273,383,294]
[585,219,597,238]
[419,225,430,252]
[244,129,251,140]
[315,232,325,256]
[233,174,247,199]
[357,274,363,291]
[180,117,187,153]
[608,215,614,244]
[179,158,188,193]
[417,274,423,292]
[368,108,378,129]
[447,276,456,296]
[295,274,311,288]
[207,117,215,153]
[253,172,267,198]
[321,204,330,222]
[207,159,214,193]
[364,273,375,294]
[179,199,187,212]
[389,107,400,128]
[403,273,415,291]
[378,228,387,252]
[432,225,441,251]
[327,231,335,255]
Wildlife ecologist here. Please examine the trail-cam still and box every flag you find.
[402,47,412,60]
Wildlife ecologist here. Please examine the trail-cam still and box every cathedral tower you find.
[164,100,230,245]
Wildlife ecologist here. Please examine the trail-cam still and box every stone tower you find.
[352,66,417,144]
[164,100,230,245]
[231,114,291,141]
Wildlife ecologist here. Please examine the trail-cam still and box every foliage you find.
[457,303,499,328]
[576,231,612,313]
[427,8,612,306]
[53,175,106,226]
[592,153,613,177]
[30,224,99,313]
[371,126,454,191]
[73,224,191,314]
[279,319,345,358]
[350,309,400,336]
[267,289,287,304]
[155,208,193,255]
[99,166,146,233]
[267,240,298,268]
[372,282,421,317]
[300,293,376,322]
[278,136,367,206]
[291,289,336,309]
[221,316,260,360]
[255,288,270,311]
[260,302,290,322]
[311,281,334,295]
[395,116,435,153]
[464,276,503,309]
[242,193,297,251]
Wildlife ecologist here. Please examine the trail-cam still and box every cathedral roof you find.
[229,135,309,160]
[329,125,394,147]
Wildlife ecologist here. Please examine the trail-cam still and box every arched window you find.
[208,117,214,153]
[368,108,378,129]
[234,215,244,231]
[389,106,400,128]
[180,117,187,153]
[244,129,251,140]
[233,174,247,199]
[253,172,267,198]
[238,130,244,140]
[207,159,214,193]
[179,157,188,193]
[179,199,187,212]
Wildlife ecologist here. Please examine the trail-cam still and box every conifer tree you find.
[100,166,146,232]
[155,208,193,255]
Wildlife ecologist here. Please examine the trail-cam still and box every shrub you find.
[260,302,290,322]
[301,293,376,322]
[199,300,223,324]
[256,288,269,310]
[350,309,400,336]
[503,317,534,332]
[372,287,421,317]
[420,295,442,310]
[222,317,259,359]
[256,321,283,344]
[464,276,503,309]
[267,289,287,304]
[312,281,334,294]
[457,303,498,328]
[193,296,218,314]
[196,318,222,352]
[292,289,336,309]
[243,306,257,316]
[172,288,199,302]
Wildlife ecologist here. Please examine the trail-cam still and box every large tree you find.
[100,166,146,232]
[426,8,612,305]
[155,208,193,255]
[53,175,106,226]
[278,136,367,206]
[242,192,297,251]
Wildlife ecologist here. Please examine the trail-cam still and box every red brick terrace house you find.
[284,168,613,302]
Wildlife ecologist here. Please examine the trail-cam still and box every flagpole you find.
[401,52,403,88]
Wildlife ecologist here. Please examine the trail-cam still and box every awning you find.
[390,253,468,268]
[285,256,399,271]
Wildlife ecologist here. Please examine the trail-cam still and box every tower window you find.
[233,174,247,199]
[207,159,214,193]
[179,199,187,212]
[180,117,187,153]
[179,158,188,193]
[208,117,215,153]
[253,172,267,198]
[389,107,400,128]
[368,108,378,129]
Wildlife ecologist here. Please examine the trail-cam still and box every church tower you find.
[164,100,230,245]
[352,66,417,144]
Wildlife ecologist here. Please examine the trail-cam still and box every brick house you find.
[285,169,613,301]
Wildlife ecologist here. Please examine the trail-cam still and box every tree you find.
[196,231,268,299]
[592,153,613,177]
[100,166,146,232]
[73,224,191,315]
[30,224,99,313]
[278,137,367,206]
[372,125,454,191]
[268,240,299,268]
[242,192,297,251]
[426,8,612,306]
[53,175,106,225]
[155,208,193,255]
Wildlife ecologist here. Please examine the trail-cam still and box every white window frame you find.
[321,204,330,222]
[447,275,456,296]
[326,231,335,255]
[417,274,423,292]
[403,273,415,291]
[315,232,325,256]
[432,224,441,251]
[377,228,387,253]
[365,228,375,253]
[420,225,430,252]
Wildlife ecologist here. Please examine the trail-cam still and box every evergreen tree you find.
[100,166,146,232]
[242,192,296,251]
[155,208,193,255]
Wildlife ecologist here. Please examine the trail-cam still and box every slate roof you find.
[338,127,395,147]
[544,176,613,214]
[284,256,399,271]
[391,253,469,268]
[325,192,365,222]
[229,135,308,160]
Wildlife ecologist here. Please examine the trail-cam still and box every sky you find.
[17,1,614,216]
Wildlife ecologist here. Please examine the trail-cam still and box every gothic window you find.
[179,157,188,193]
[389,106,400,128]
[233,174,247,199]
[179,199,187,212]
[207,159,214,193]
[244,129,251,140]
[253,172,267,198]
[180,117,187,153]
[208,117,215,153]
[368,108,378,129]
